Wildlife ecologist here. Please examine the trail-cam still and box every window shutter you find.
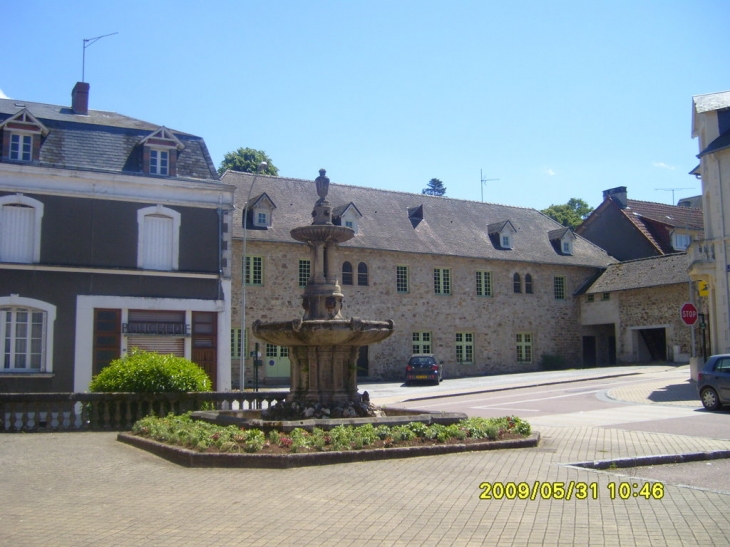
[143,215,173,270]
[0,205,34,262]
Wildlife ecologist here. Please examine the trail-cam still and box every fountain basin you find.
[191,407,468,433]
[252,317,394,347]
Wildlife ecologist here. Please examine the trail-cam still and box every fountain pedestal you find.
[251,169,394,406]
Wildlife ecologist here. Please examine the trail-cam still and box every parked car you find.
[697,354,730,410]
[405,354,443,385]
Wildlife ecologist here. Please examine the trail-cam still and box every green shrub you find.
[89,348,211,393]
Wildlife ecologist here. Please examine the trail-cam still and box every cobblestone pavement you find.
[2,369,730,547]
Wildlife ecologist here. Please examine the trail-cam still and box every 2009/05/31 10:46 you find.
[478,481,665,500]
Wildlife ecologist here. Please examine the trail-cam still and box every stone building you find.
[580,254,696,364]
[224,170,615,387]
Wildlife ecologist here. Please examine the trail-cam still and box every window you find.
[149,149,169,175]
[299,259,311,288]
[562,240,573,255]
[513,273,522,293]
[412,331,432,354]
[244,256,263,286]
[602,292,610,301]
[0,296,56,373]
[456,332,474,364]
[586,294,595,303]
[9,134,32,162]
[357,262,368,286]
[554,276,566,300]
[476,270,492,297]
[525,274,533,294]
[397,265,409,293]
[231,328,242,359]
[0,195,44,264]
[502,234,512,248]
[434,268,451,295]
[257,211,268,226]
[342,261,353,285]
[345,220,354,229]
[516,333,532,363]
[137,206,181,271]
[673,233,692,251]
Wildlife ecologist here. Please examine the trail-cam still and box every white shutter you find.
[143,215,173,270]
[1,205,34,263]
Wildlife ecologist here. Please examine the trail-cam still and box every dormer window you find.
[488,220,517,250]
[1,108,49,163]
[149,149,169,175]
[255,210,269,227]
[246,193,276,229]
[10,134,32,162]
[140,127,184,177]
[549,227,576,255]
[333,202,362,233]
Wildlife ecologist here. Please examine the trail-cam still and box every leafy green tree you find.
[422,178,446,196]
[218,147,279,176]
[541,198,592,229]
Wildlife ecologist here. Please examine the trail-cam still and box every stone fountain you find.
[192,170,463,429]
[252,169,394,406]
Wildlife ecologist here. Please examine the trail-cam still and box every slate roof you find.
[225,171,615,268]
[699,130,730,158]
[0,97,218,181]
[584,253,689,294]
[693,91,730,114]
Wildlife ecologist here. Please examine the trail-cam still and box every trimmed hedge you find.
[90,349,211,393]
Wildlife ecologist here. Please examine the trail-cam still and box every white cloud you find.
[652,161,675,170]
[545,168,556,176]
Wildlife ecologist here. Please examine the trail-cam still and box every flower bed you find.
[130,413,532,454]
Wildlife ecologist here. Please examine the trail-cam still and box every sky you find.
[2,0,729,210]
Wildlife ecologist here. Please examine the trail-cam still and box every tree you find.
[422,178,446,196]
[218,147,279,176]
[541,198,592,229]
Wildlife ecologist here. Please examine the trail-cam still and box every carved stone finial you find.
[315,169,330,202]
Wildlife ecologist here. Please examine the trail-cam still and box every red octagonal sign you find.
[680,302,698,326]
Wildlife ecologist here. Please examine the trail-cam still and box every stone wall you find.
[232,239,601,385]
[616,284,699,362]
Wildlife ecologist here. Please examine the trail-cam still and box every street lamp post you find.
[240,162,267,391]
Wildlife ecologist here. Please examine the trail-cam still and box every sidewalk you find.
[1,365,729,547]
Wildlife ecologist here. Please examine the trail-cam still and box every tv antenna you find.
[655,187,694,204]
[82,32,118,82]
[480,169,499,202]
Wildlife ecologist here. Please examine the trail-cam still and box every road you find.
[365,366,730,495]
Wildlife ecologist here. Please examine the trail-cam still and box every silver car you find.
[697,354,730,410]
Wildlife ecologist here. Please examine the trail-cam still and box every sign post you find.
[680,302,698,326]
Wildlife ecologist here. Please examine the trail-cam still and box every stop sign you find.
[680,302,698,326]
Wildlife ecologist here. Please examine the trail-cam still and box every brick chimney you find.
[603,186,627,209]
[72,82,90,115]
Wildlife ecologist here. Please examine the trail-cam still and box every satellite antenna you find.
[654,187,694,204]
[481,169,499,202]
[82,32,118,82]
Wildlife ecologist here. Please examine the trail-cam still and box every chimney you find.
[72,82,90,115]
[603,186,627,209]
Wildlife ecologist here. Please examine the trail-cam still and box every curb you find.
[397,371,647,403]
[566,449,730,470]
[117,431,541,469]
